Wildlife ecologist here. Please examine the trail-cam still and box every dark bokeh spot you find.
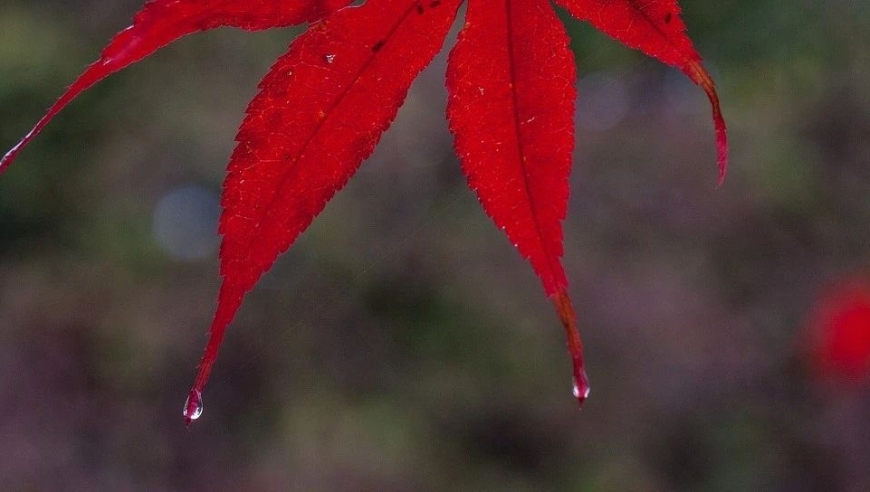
[443,408,568,477]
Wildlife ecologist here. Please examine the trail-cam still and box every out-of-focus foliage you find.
[806,277,870,385]
[1,0,869,490]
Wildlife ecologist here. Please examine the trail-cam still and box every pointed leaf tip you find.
[687,62,728,185]
[185,282,244,423]
[553,290,589,407]
[555,0,728,184]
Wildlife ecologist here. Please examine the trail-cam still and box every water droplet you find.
[183,390,203,422]
[324,54,336,64]
[572,377,590,400]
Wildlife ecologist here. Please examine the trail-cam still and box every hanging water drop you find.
[572,374,590,402]
[183,389,203,423]
[324,54,336,64]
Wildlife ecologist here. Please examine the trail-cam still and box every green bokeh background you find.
[2,1,870,490]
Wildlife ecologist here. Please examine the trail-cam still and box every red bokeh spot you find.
[808,277,870,384]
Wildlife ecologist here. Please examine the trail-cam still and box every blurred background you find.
[2,0,870,490]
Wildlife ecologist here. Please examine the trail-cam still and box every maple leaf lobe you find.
[189,0,464,402]
[447,0,586,404]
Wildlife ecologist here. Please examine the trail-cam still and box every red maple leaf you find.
[0,0,727,424]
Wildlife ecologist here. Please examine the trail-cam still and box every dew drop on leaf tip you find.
[572,376,590,402]
[183,389,203,423]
